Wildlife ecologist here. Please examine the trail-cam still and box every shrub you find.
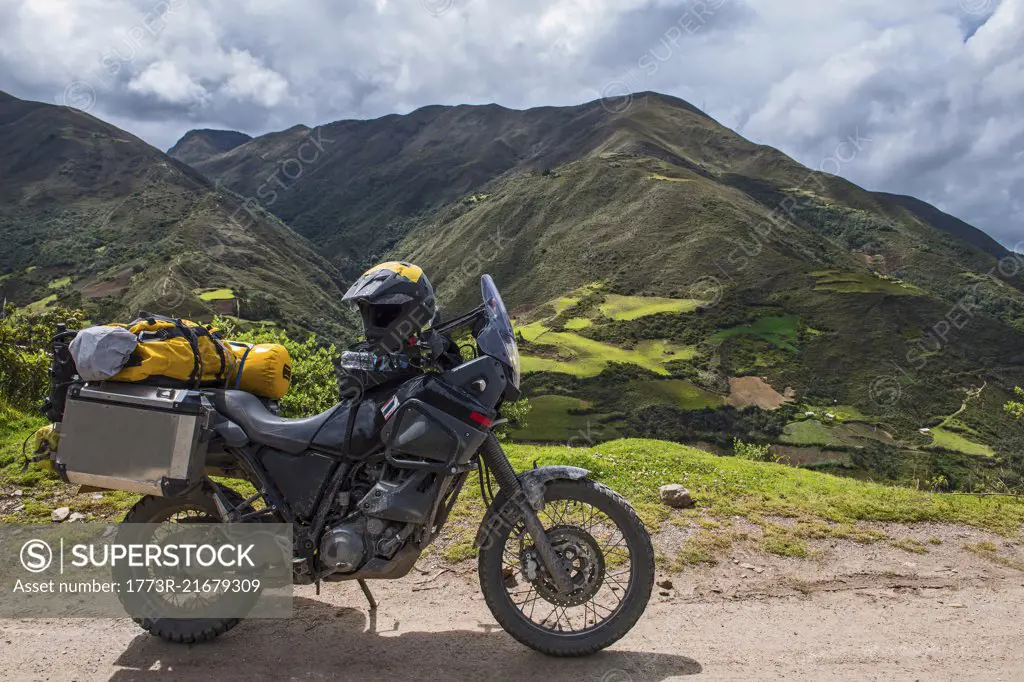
[1006,387,1024,421]
[0,304,86,411]
[733,438,780,463]
[215,318,338,418]
[497,398,532,441]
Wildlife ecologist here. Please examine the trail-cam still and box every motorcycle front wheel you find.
[477,478,654,656]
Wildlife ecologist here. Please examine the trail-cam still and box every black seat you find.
[211,390,337,454]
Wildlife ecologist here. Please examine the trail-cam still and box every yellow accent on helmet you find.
[362,261,423,283]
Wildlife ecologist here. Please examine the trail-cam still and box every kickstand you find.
[358,579,377,611]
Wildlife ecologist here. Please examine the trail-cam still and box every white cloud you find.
[127,60,206,104]
[219,49,290,107]
[0,0,1019,246]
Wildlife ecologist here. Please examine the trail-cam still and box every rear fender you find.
[473,465,589,548]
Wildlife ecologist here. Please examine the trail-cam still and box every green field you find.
[47,276,71,289]
[519,328,696,377]
[633,379,725,410]
[598,294,703,321]
[510,395,620,443]
[195,288,236,301]
[712,315,801,352]
[928,427,996,458]
[517,291,705,377]
[781,420,845,447]
[563,317,592,330]
[812,270,923,296]
[25,294,57,313]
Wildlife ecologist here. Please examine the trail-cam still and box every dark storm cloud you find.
[589,0,756,71]
[0,0,1019,247]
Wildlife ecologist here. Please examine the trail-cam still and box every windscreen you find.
[477,274,521,388]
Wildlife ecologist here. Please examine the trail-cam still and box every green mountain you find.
[176,92,1024,487]
[0,90,354,340]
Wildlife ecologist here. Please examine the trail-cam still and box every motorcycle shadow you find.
[109,596,701,681]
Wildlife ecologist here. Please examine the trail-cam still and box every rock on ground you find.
[659,484,694,508]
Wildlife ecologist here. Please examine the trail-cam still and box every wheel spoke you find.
[493,490,640,636]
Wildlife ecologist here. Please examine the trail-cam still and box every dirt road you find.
[2,522,1023,681]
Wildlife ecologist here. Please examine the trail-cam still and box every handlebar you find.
[429,305,485,335]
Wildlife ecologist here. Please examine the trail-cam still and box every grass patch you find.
[928,427,995,458]
[780,420,844,447]
[890,537,929,554]
[510,395,620,443]
[712,316,800,352]
[646,173,693,184]
[48,276,71,289]
[811,270,923,296]
[790,519,887,543]
[195,288,236,301]
[633,379,725,410]
[670,530,734,568]
[598,294,702,321]
[25,294,57,313]
[963,542,1024,571]
[518,327,696,377]
[563,317,593,330]
[761,525,809,558]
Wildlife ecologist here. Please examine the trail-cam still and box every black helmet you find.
[342,261,436,353]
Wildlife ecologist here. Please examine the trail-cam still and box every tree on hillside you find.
[0,304,86,411]
[1006,387,1024,421]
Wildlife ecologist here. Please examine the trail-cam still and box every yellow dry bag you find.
[227,342,293,400]
[111,315,237,385]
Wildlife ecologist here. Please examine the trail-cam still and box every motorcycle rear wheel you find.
[117,485,252,644]
[477,478,654,656]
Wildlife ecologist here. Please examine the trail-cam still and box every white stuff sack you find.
[69,326,138,381]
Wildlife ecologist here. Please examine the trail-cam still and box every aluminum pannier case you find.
[55,383,212,496]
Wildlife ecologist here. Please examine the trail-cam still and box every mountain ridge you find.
[0,90,354,340]
[166,128,252,167]
[170,92,1010,278]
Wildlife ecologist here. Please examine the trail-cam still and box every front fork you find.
[477,435,575,594]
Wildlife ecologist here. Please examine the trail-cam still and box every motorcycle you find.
[110,275,655,656]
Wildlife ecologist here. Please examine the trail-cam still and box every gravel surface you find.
[2,521,1023,681]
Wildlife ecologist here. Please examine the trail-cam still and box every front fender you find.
[473,465,590,548]
[518,465,590,510]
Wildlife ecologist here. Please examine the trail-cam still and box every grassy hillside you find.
[4,399,1022,566]
[368,97,1024,487]
[0,91,356,340]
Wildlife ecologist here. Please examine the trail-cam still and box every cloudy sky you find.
[0,0,1020,247]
